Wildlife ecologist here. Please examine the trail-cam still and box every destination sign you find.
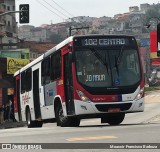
[81,38,128,46]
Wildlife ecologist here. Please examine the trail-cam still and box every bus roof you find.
[14,36,74,76]
[14,34,136,76]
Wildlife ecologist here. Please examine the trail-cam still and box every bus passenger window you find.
[21,72,26,94]
[41,57,51,85]
[51,52,61,81]
[26,68,32,91]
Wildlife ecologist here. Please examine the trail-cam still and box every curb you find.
[0,121,26,129]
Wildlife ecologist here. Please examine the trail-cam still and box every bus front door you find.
[64,53,75,115]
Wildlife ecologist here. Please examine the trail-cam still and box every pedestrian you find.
[6,100,12,121]
[10,100,16,122]
[3,104,7,121]
[0,105,4,124]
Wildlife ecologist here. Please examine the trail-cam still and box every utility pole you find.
[69,26,89,36]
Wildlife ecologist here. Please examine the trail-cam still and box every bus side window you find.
[26,68,32,92]
[51,52,61,81]
[41,57,51,85]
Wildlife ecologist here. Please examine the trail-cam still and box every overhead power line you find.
[50,0,74,17]
[43,0,85,24]
[43,0,70,19]
[49,0,86,24]
[36,0,64,20]
[37,0,90,36]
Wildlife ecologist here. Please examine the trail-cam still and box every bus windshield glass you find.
[75,47,141,88]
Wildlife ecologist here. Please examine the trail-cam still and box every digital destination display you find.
[81,38,128,46]
[74,36,135,47]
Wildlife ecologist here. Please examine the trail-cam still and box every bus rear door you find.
[14,75,22,121]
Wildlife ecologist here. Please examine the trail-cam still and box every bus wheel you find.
[35,121,43,127]
[55,104,71,127]
[26,109,43,128]
[26,109,36,128]
[70,117,80,127]
[107,113,125,125]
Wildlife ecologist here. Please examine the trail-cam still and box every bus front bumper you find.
[74,98,144,116]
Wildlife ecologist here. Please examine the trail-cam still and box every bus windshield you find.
[75,48,141,88]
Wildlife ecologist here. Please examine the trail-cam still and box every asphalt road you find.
[0,91,160,152]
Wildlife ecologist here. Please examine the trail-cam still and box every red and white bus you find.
[14,35,144,127]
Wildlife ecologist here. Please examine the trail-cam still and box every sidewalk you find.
[0,121,26,129]
[145,89,160,96]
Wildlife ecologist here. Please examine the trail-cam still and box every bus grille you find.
[95,103,132,112]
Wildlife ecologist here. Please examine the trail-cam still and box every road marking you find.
[66,136,117,141]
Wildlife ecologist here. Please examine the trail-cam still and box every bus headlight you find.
[135,88,144,100]
[76,90,90,102]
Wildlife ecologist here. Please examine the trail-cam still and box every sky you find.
[16,0,159,27]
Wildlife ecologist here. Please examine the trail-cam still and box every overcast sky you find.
[16,0,159,27]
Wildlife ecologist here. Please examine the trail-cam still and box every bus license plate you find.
[108,108,120,113]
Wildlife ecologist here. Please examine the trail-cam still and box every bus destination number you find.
[83,38,126,46]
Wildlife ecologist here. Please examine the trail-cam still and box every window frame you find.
[50,51,61,81]
[41,57,51,85]
[21,71,26,94]
[26,68,32,92]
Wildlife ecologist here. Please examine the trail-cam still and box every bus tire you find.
[107,113,125,125]
[55,104,71,127]
[35,121,43,127]
[26,109,36,128]
[70,117,80,127]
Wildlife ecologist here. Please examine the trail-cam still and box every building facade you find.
[0,0,18,50]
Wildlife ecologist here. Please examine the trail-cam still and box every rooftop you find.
[23,41,56,54]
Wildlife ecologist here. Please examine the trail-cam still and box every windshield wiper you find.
[90,48,109,74]
[114,56,119,76]
[114,46,124,76]
[116,46,124,65]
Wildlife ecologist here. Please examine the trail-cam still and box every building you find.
[48,22,69,39]
[0,0,18,50]
[18,25,51,42]
[18,25,34,41]
[0,0,31,106]
[140,3,151,13]
[128,11,144,34]
[129,6,139,12]
[0,48,30,59]
[0,56,30,106]
[22,41,56,61]
[67,16,96,23]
